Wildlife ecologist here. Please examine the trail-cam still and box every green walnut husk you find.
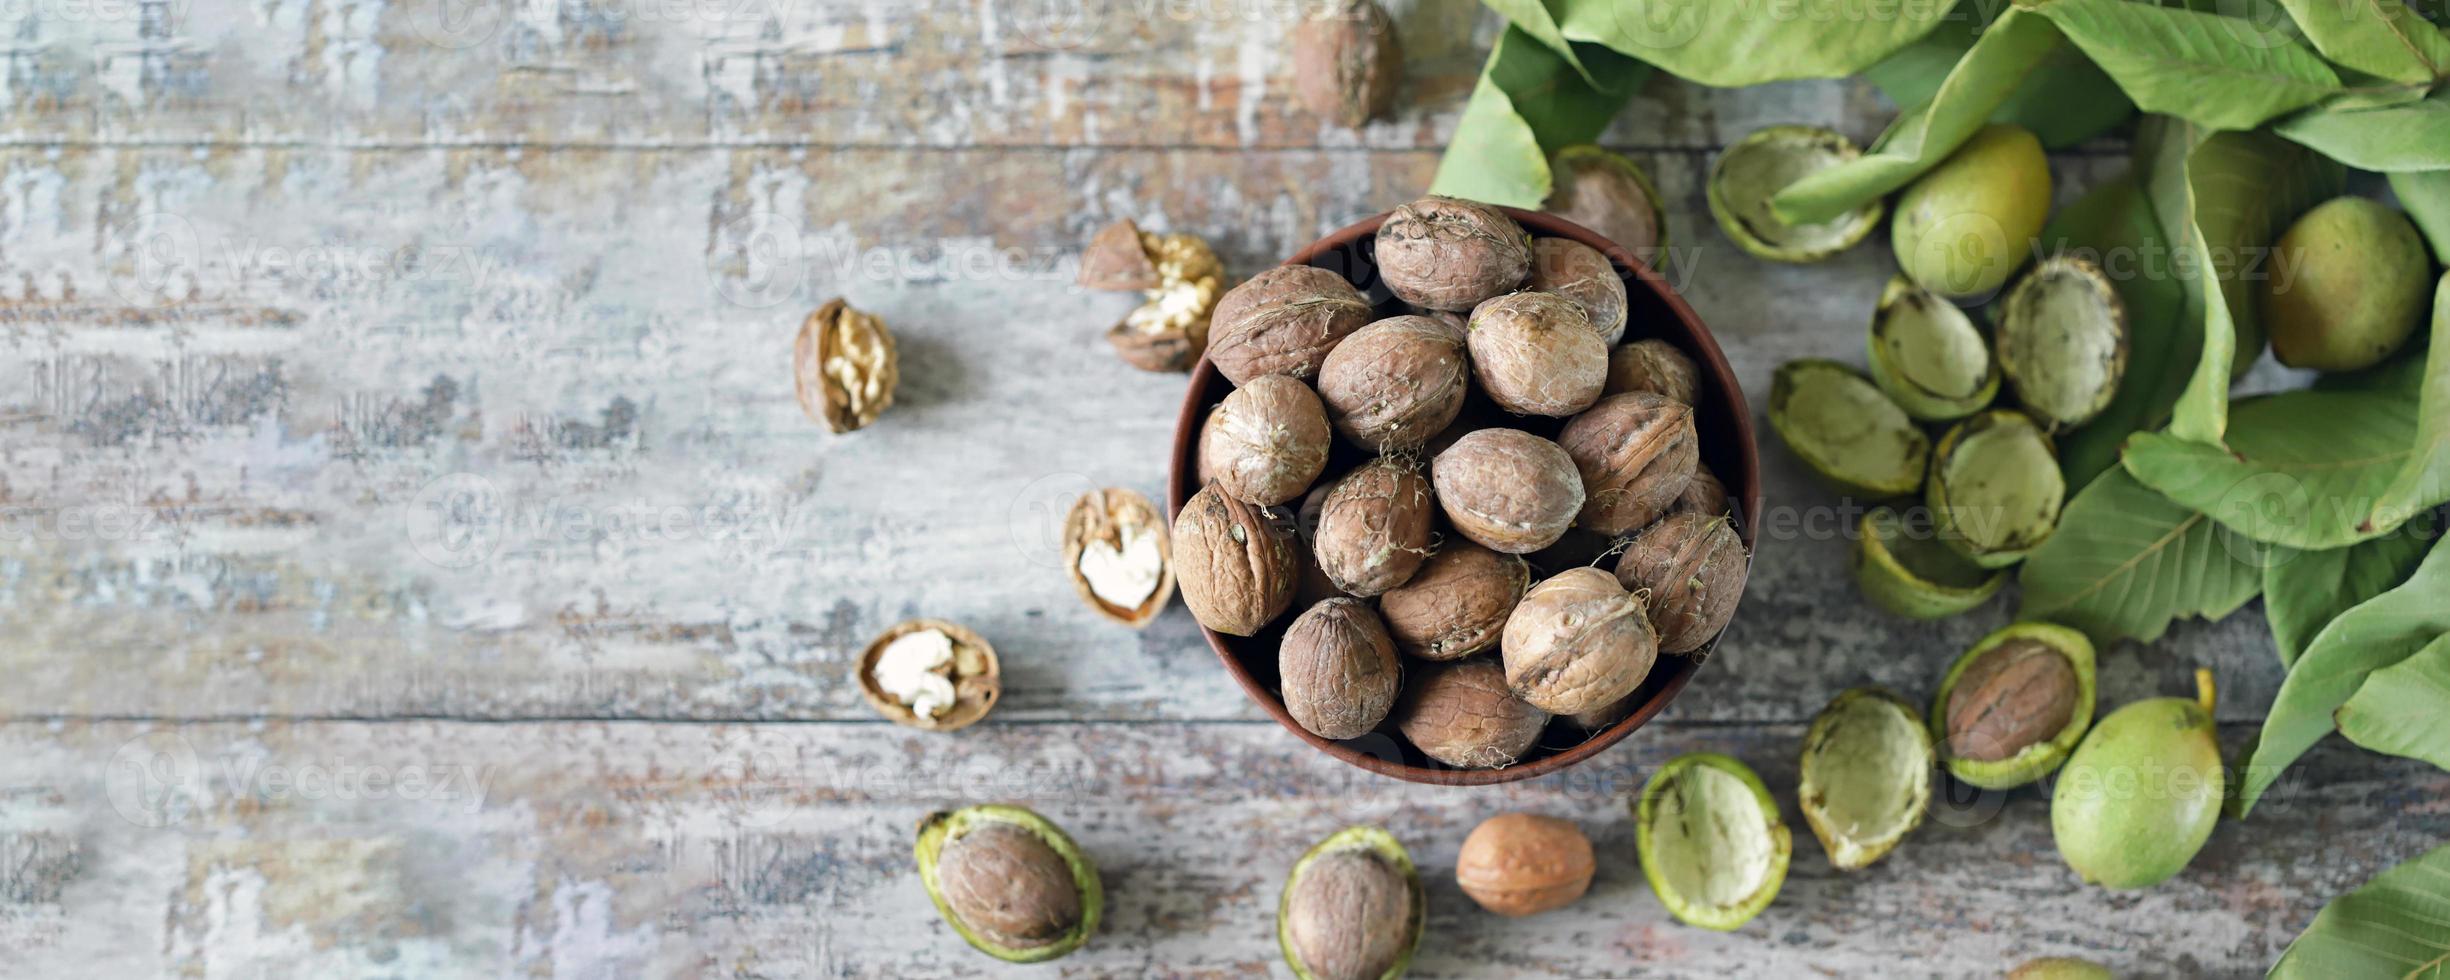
[2052,670,2224,891]
[1635,753,1791,931]
[1798,687,1933,872]
[915,804,1103,963]
[1770,359,1931,498]
[1927,409,2064,568]
[2263,196,2433,373]
[1708,126,1884,263]
[1853,505,2007,620]
[1892,124,2051,299]
[1930,622,2097,790]
[1996,255,2128,430]
[1277,826,1426,980]
[2009,957,2115,980]
[1867,275,1999,421]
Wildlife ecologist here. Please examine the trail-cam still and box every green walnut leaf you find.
[2042,171,2196,488]
[2239,536,2450,816]
[2336,633,2450,773]
[2395,170,2450,264]
[2017,467,2265,646]
[2274,89,2450,172]
[2364,275,2450,535]
[1431,27,1648,208]
[2272,0,2450,86]
[1863,11,2134,148]
[2123,386,2425,550]
[2263,511,2440,668]
[1481,0,1606,88]
[2269,841,2450,979]
[1549,0,1960,88]
[2028,0,2343,132]
[1770,10,2062,226]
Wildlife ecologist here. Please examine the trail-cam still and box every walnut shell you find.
[1279,837,1421,980]
[1078,218,1159,290]
[1455,813,1595,917]
[1062,488,1175,628]
[935,821,1085,950]
[1377,541,1529,661]
[1604,338,1701,405]
[1199,375,1332,506]
[1290,0,1401,129]
[1171,483,1302,636]
[1613,511,1748,656]
[1557,391,1697,537]
[1544,145,1666,258]
[1526,238,1627,344]
[1208,265,1375,384]
[1501,567,1657,716]
[1315,315,1470,453]
[1374,196,1532,312]
[1279,598,1403,740]
[1106,229,1224,372]
[1314,457,1435,597]
[855,619,1000,732]
[792,298,898,433]
[1944,637,2078,763]
[1676,462,1731,518]
[1394,657,1549,769]
[1467,292,1607,417]
[1431,428,1585,554]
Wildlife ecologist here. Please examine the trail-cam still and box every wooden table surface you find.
[1,1,2440,976]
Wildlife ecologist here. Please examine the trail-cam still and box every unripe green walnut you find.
[2262,196,2432,373]
[1892,125,2051,299]
[2051,670,2223,891]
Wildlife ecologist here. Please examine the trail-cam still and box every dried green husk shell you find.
[1930,622,2096,790]
[1634,753,1791,931]
[1851,505,2006,620]
[1996,256,2127,429]
[1867,275,1999,422]
[1277,826,1425,980]
[1708,126,1883,264]
[1797,688,1933,871]
[2008,958,2115,980]
[1927,410,2065,568]
[1545,145,1668,258]
[2051,670,2221,890]
[1769,359,1930,498]
[1613,511,1748,655]
[916,804,1103,963]
[1375,196,1533,312]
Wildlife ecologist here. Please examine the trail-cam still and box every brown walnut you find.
[1467,292,1607,417]
[1208,265,1375,384]
[1675,462,1730,518]
[1455,813,1595,917]
[1377,541,1529,661]
[1315,315,1470,453]
[1313,457,1435,597]
[1613,511,1748,656]
[1604,338,1702,405]
[1544,145,1665,258]
[1290,0,1402,130]
[1106,229,1224,373]
[1430,428,1585,554]
[1374,197,1532,312]
[1279,598,1403,740]
[1170,483,1301,636]
[1078,218,1160,290]
[1944,638,2078,762]
[1526,238,1628,344]
[1199,375,1332,506]
[935,823,1084,949]
[1501,567,1658,716]
[1557,391,1697,536]
[792,298,898,433]
[1393,658,1549,769]
[1281,848,1414,980]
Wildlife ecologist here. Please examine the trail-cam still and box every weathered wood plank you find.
[0,720,2428,976]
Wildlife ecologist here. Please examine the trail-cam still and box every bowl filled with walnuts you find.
[1167,197,1760,785]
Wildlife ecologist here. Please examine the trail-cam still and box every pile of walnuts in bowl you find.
[1173,196,1752,771]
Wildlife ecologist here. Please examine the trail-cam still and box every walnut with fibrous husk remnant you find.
[1170,483,1301,636]
[1062,488,1174,628]
[1613,510,1748,655]
[1431,428,1584,554]
[1467,292,1606,417]
[1313,456,1435,597]
[1558,391,1696,537]
[1502,567,1657,716]
[1209,265,1376,384]
[1394,658,1549,769]
[1605,338,1701,404]
[793,298,898,433]
[1291,0,1402,129]
[1199,375,1331,507]
[1316,315,1470,453]
[1375,197,1532,312]
[1526,238,1627,344]
[1377,541,1527,661]
[1279,597,1403,740]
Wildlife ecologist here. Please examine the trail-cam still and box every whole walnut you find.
[1455,813,1595,917]
[1377,541,1529,661]
[1430,428,1585,554]
[1944,638,2078,762]
[1280,845,1417,980]
[1315,315,1470,452]
[1394,658,1549,769]
[1374,197,1532,312]
[1314,457,1435,597]
[1291,0,1401,130]
[1613,511,1748,655]
[1501,567,1657,716]
[1171,483,1301,636]
[1279,598,1403,740]
[1208,265,1375,384]
[1200,375,1332,506]
[1526,238,1627,344]
[1557,391,1697,536]
[1544,145,1666,259]
[1467,292,1607,417]
[1675,462,1730,517]
[1604,338,1702,404]
[934,822,1085,951]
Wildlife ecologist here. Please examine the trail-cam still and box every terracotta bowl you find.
[1168,207,1761,785]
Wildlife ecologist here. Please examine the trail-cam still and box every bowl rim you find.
[1168,205,1762,786]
